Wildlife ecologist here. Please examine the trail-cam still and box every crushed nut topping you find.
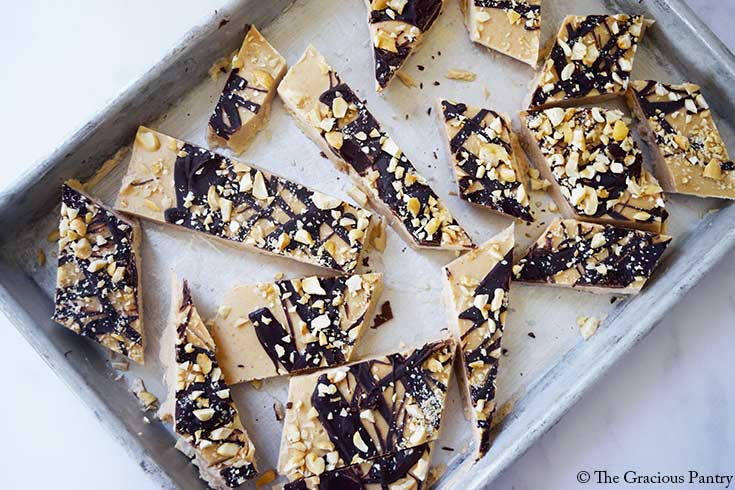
[522,107,668,231]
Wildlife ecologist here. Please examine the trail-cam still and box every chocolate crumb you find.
[417,65,425,71]
[433,151,438,160]
[610,296,618,304]
[420,82,424,89]
[427,107,432,116]
[371,301,394,329]
[218,18,230,29]
[433,81,440,86]
[319,151,328,159]
[237,364,245,368]
[502,348,509,356]
[64,350,73,358]
[362,256,370,267]
[441,446,455,452]
[527,332,536,339]
[273,401,285,421]
[286,402,293,409]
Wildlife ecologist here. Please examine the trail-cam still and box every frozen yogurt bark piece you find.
[278,339,454,481]
[439,100,533,221]
[460,0,541,66]
[626,80,735,199]
[53,180,145,363]
[207,25,287,155]
[211,273,383,383]
[528,15,651,108]
[513,218,671,294]
[161,278,258,489]
[116,127,380,273]
[520,107,667,233]
[366,0,445,91]
[284,443,433,490]
[278,46,473,251]
[442,224,513,460]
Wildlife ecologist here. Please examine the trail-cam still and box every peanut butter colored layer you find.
[115,127,381,273]
[443,224,514,461]
[207,25,287,155]
[278,46,474,251]
[211,273,383,383]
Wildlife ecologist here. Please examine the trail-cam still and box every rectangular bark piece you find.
[207,25,287,155]
[161,277,258,489]
[520,107,668,233]
[278,339,455,481]
[53,180,145,363]
[211,273,383,383]
[115,127,381,273]
[438,100,533,221]
[626,80,735,199]
[284,443,433,490]
[460,0,541,67]
[278,46,474,251]
[442,224,514,461]
[513,218,672,294]
[528,15,651,108]
[366,0,445,91]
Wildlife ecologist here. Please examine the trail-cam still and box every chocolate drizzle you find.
[284,444,431,490]
[318,78,467,247]
[309,341,451,465]
[209,69,265,139]
[53,184,143,360]
[515,221,671,289]
[441,101,533,221]
[530,15,643,107]
[474,0,540,30]
[160,141,366,272]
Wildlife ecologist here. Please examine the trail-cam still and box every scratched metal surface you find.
[0,0,734,488]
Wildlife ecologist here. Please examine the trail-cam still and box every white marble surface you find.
[0,1,733,489]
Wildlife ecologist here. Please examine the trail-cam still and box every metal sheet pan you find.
[1,0,733,488]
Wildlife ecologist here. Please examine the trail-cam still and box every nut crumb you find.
[255,469,276,488]
[396,71,417,88]
[36,248,46,266]
[273,401,285,421]
[131,378,159,411]
[250,379,263,390]
[446,69,476,81]
[577,315,601,340]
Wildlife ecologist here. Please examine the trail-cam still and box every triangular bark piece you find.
[626,80,735,199]
[461,0,541,67]
[278,339,454,481]
[442,224,514,460]
[528,15,651,108]
[207,25,287,155]
[211,273,384,383]
[366,0,445,91]
[162,278,258,489]
[520,107,668,233]
[116,127,381,273]
[53,180,145,363]
[278,46,474,251]
[514,218,671,294]
[439,100,533,221]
